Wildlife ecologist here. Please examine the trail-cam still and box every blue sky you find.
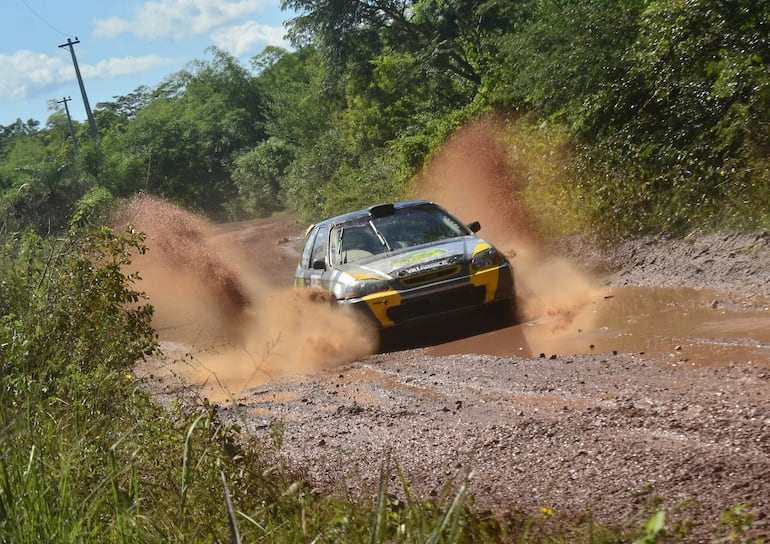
[1,0,297,127]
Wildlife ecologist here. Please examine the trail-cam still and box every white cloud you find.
[94,0,269,40]
[93,16,133,38]
[81,55,174,79]
[0,50,173,101]
[0,50,69,100]
[210,21,288,56]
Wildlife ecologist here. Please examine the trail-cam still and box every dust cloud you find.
[415,117,604,326]
[127,116,600,400]
[120,195,376,403]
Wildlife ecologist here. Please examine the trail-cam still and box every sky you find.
[0,0,297,128]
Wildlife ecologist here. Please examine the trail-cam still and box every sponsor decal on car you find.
[389,248,448,265]
[396,254,462,277]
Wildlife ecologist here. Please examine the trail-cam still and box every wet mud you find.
[431,285,770,368]
[123,196,376,404]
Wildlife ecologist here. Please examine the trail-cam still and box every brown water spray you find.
[120,195,376,403]
[127,117,601,400]
[415,116,602,324]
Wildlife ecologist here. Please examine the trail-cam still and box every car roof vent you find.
[368,203,395,218]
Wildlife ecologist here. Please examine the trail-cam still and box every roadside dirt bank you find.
[134,211,770,542]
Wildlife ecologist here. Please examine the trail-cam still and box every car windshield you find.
[330,204,469,265]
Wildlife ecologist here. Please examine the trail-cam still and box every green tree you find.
[487,0,645,134]
[600,0,770,231]
[94,85,154,134]
[98,48,267,218]
[231,138,294,216]
[627,0,770,157]
[251,46,345,217]
[282,0,517,88]
[253,45,339,151]
[0,119,40,155]
[0,117,85,233]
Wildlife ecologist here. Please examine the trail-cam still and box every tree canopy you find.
[1,0,768,235]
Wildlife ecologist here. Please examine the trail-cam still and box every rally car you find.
[293,200,515,328]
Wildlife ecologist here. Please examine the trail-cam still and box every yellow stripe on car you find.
[363,291,402,328]
[470,241,500,303]
[348,271,401,327]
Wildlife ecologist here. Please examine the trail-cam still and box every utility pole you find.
[57,96,78,155]
[58,38,98,140]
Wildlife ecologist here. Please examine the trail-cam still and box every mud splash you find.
[415,117,602,323]
[122,195,376,403]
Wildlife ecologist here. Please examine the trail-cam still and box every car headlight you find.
[344,279,390,300]
[471,248,504,271]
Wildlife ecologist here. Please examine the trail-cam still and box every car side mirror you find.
[311,258,326,270]
[468,221,481,233]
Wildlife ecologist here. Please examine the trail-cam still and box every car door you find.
[294,224,330,289]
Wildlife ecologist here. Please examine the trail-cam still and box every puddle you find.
[330,365,441,405]
[429,286,770,367]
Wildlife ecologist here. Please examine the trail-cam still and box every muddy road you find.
[128,118,770,542]
[133,206,770,542]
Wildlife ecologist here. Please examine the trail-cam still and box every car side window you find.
[310,225,329,267]
[299,227,318,269]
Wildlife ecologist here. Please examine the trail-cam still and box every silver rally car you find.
[294,200,515,328]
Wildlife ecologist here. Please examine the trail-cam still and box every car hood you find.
[339,237,481,280]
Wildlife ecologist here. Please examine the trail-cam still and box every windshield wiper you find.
[369,220,391,252]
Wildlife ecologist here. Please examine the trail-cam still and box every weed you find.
[715,504,766,544]
[632,511,666,544]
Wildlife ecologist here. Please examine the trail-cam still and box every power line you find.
[19,0,70,37]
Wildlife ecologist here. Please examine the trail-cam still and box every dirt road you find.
[135,208,770,542]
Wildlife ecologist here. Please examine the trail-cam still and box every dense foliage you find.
[2,0,769,235]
